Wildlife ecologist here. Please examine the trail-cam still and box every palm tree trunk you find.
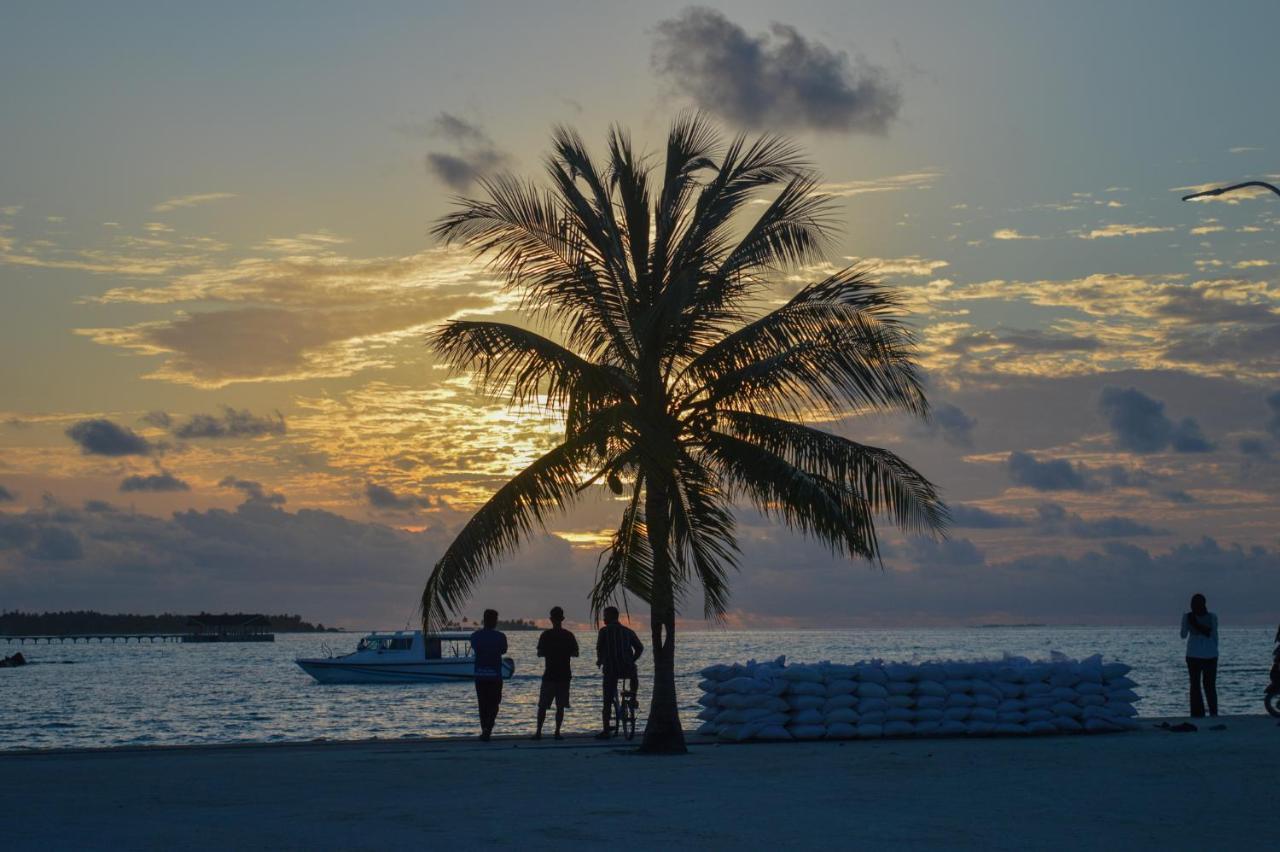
[640,475,687,754]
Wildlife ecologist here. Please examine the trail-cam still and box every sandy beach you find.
[3,716,1277,851]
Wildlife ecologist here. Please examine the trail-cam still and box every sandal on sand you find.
[1169,722,1198,733]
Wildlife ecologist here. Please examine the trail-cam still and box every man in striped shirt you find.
[595,606,644,739]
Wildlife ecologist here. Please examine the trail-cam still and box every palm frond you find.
[590,474,654,619]
[670,451,738,619]
[717,410,949,536]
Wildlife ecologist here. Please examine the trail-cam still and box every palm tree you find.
[421,115,948,753]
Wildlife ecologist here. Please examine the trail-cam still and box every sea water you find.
[1,627,1273,750]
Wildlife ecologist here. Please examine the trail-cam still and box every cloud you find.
[424,113,510,191]
[365,482,432,511]
[120,471,191,493]
[141,411,172,429]
[0,484,15,502]
[152,193,237,213]
[847,255,948,277]
[904,536,986,566]
[1229,147,1262,154]
[917,402,976,447]
[992,228,1041,241]
[1006,451,1096,491]
[66,419,153,456]
[218,476,285,506]
[651,7,900,134]
[27,526,83,561]
[1266,391,1280,440]
[1238,436,1271,460]
[1190,225,1225,235]
[947,503,1027,529]
[172,406,286,439]
[1077,223,1175,240]
[1033,503,1165,538]
[816,172,940,197]
[1098,387,1214,453]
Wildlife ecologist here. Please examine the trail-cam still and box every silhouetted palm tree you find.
[422,115,948,753]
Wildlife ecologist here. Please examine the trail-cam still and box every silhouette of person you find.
[470,609,508,741]
[1180,593,1218,718]
[534,606,579,741]
[595,605,643,739]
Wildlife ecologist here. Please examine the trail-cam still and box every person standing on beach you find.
[1180,593,1219,718]
[534,606,579,741]
[470,609,508,741]
[596,606,643,739]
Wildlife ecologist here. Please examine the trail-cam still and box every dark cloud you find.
[1238,436,1271,460]
[218,476,285,506]
[1034,503,1165,539]
[1162,320,1280,374]
[120,471,191,493]
[1006,451,1096,491]
[424,113,510,191]
[66,419,152,456]
[651,7,901,134]
[917,402,976,447]
[83,500,118,513]
[1098,387,1214,453]
[944,329,1102,356]
[172,406,286,440]
[1266,391,1280,440]
[365,483,432,511]
[28,526,83,561]
[947,503,1027,529]
[904,536,986,566]
[0,517,35,550]
[140,411,172,429]
[0,484,15,503]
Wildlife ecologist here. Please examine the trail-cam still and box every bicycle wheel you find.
[622,695,636,740]
[1266,690,1280,719]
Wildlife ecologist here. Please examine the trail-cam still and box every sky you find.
[2,1,1279,629]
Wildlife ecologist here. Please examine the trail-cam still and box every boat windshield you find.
[358,636,413,652]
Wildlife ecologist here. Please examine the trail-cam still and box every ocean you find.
[2,627,1274,750]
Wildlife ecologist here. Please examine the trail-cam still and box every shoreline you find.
[4,715,1277,850]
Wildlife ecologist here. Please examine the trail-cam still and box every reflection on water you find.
[0,627,1272,750]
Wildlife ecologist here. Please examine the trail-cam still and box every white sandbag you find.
[752,725,792,740]
[1084,717,1121,733]
[915,695,945,710]
[887,695,914,709]
[995,681,1023,700]
[1050,686,1078,701]
[791,708,824,725]
[823,695,857,712]
[943,679,976,694]
[966,721,995,735]
[915,680,948,698]
[1024,695,1057,710]
[1108,676,1137,690]
[698,678,719,692]
[885,664,917,682]
[824,707,858,724]
[1076,681,1106,696]
[1022,682,1052,697]
[1106,688,1139,703]
[858,698,890,714]
[969,707,997,723]
[717,725,747,740]
[857,682,890,699]
[997,699,1027,714]
[786,695,825,712]
[973,694,999,710]
[720,676,769,694]
[1101,662,1132,680]
[918,664,948,682]
[1078,695,1106,708]
[855,723,884,738]
[1106,703,1138,718]
[945,693,976,708]
[970,681,1002,698]
[883,720,915,737]
[1053,716,1083,733]
[1027,720,1058,735]
[696,694,719,708]
[825,679,858,697]
[942,706,971,722]
[713,708,749,725]
[697,720,720,735]
[996,712,1027,725]
[1024,708,1054,723]
[994,722,1028,735]
[886,681,915,697]
[914,721,941,737]
[886,707,915,722]
[780,666,825,683]
[937,720,968,736]
[855,665,889,685]
[696,707,719,722]
[858,711,887,726]
[717,694,748,708]
[915,708,944,723]
[1051,702,1083,719]
[826,722,857,739]
[788,680,826,697]
[699,664,735,681]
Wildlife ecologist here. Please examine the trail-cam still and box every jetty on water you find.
[2,614,276,645]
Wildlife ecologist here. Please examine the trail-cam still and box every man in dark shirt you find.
[534,606,579,741]
[470,609,508,741]
[596,605,644,739]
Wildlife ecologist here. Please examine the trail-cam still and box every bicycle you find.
[610,676,638,740]
[1266,629,1280,719]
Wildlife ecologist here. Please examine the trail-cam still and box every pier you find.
[2,634,185,645]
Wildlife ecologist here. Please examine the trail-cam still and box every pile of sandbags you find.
[694,654,1140,741]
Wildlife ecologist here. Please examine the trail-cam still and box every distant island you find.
[0,610,341,635]
[443,617,541,632]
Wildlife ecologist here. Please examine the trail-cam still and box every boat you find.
[295,630,514,684]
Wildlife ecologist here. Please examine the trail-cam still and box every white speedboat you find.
[295,630,515,684]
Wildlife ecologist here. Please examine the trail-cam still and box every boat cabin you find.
[355,631,474,661]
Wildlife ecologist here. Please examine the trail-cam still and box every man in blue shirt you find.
[470,609,508,741]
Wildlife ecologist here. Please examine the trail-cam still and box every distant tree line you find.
[444,616,541,631]
[0,610,339,635]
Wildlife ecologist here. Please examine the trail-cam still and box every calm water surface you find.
[1,627,1273,750]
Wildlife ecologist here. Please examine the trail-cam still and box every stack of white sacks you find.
[695,654,1140,741]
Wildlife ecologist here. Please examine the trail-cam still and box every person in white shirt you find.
[1179,593,1219,717]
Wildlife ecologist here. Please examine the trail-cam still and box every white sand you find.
[3,717,1277,851]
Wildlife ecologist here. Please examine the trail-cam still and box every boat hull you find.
[296,657,515,684]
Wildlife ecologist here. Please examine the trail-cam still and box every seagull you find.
[1181,180,1280,201]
